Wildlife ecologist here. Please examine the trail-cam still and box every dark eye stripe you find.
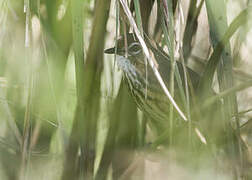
[128,42,142,55]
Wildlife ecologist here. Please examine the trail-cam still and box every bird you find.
[105,33,201,135]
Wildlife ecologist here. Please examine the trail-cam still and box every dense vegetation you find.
[0,0,252,179]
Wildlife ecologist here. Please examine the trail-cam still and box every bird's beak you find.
[104,47,115,54]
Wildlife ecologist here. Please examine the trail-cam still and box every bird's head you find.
[104,34,143,60]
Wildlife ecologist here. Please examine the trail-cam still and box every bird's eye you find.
[128,42,142,55]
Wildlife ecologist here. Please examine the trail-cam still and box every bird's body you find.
[105,34,201,131]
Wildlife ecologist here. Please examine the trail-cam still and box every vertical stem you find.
[161,0,175,145]
[20,0,33,179]
[62,0,85,179]
[62,0,111,179]
[133,0,146,148]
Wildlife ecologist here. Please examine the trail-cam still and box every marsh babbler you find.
[105,34,200,131]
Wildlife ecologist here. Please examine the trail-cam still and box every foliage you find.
[0,0,252,179]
